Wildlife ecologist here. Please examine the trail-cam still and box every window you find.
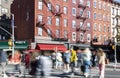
[47,3,52,11]
[103,3,106,10]
[104,24,106,32]
[98,24,102,31]
[87,11,90,18]
[72,32,76,41]
[72,8,76,16]
[87,34,91,42]
[80,33,84,41]
[108,25,110,33]
[112,28,115,35]
[63,6,68,14]
[63,0,68,2]
[56,29,60,37]
[98,2,101,9]
[56,17,60,26]
[80,9,83,16]
[72,20,76,28]
[47,16,52,25]
[72,0,76,4]
[112,18,115,25]
[80,22,83,27]
[94,23,97,30]
[2,0,8,3]
[93,0,97,8]
[112,7,114,15]
[87,22,90,30]
[47,29,51,36]
[64,30,67,38]
[64,18,68,27]
[38,14,42,22]
[87,1,90,7]
[1,8,8,14]
[56,5,60,12]
[38,28,42,36]
[38,1,42,10]
[94,12,97,20]
[80,0,83,4]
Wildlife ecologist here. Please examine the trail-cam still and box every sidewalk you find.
[106,62,120,69]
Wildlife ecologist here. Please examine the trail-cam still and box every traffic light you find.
[8,39,12,49]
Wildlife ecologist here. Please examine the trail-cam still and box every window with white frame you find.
[87,11,90,18]
[87,34,91,42]
[56,5,60,12]
[80,22,83,27]
[87,22,90,30]
[103,3,106,10]
[38,14,42,22]
[38,1,42,10]
[93,0,97,8]
[63,6,68,14]
[94,23,97,30]
[112,7,114,15]
[94,12,97,20]
[56,17,60,26]
[112,18,115,25]
[72,20,76,28]
[112,28,115,35]
[98,2,101,9]
[104,24,106,32]
[64,18,68,27]
[47,3,52,11]
[72,0,76,4]
[99,35,102,42]
[72,8,76,16]
[80,9,83,16]
[87,0,90,7]
[47,29,51,36]
[80,0,83,4]
[38,28,42,36]
[80,33,84,41]
[63,0,68,2]
[47,16,52,25]
[64,30,67,38]
[56,29,60,37]
[1,8,8,14]
[98,24,102,31]
[72,32,76,41]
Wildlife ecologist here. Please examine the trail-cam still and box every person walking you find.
[56,52,63,70]
[0,50,7,77]
[91,50,98,68]
[70,49,77,75]
[63,50,71,73]
[82,48,92,78]
[97,48,106,78]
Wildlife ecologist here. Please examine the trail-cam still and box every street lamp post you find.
[11,14,15,61]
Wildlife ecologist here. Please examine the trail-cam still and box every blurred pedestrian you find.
[35,51,52,78]
[63,50,71,73]
[51,52,56,69]
[24,52,30,69]
[77,49,83,69]
[13,50,22,74]
[70,49,77,74]
[0,49,7,77]
[91,50,98,68]
[82,48,92,78]
[97,48,106,78]
[56,52,63,70]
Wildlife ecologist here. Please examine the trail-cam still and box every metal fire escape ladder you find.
[43,0,63,16]
[36,17,57,39]
[76,1,88,43]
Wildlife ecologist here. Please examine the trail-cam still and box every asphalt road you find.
[0,64,120,78]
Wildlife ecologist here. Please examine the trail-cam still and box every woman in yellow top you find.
[70,49,77,73]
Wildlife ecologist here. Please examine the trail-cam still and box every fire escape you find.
[76,2,88,43]
[36,0,66,41]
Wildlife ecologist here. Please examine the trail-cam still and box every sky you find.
[114,0,120,2]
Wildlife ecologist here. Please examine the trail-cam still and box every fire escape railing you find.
[76,2,88,43]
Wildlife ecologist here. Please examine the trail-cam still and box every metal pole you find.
[114,42,117,70]
[11,14,15,62]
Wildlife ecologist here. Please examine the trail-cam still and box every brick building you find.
[11,0,119,51]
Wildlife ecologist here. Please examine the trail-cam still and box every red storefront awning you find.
[36,44,67,51]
